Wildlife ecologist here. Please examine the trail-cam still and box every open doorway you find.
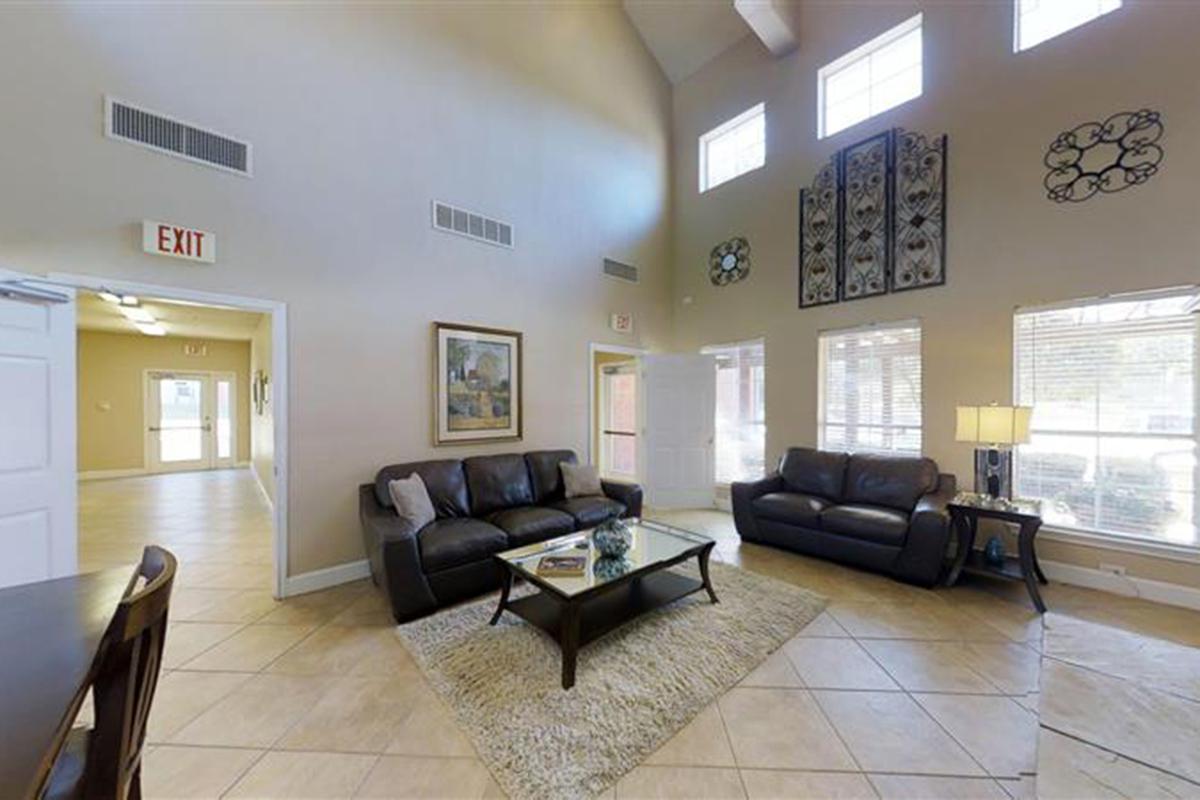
[589,344,645,481]
[63,275,289,597]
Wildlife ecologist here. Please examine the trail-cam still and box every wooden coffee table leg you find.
[560,602,581,690]
[699,546,719,604]
[489,568,513,626]
[1017,519,1047,614]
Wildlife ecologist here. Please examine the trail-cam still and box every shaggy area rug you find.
[395,561,826,799]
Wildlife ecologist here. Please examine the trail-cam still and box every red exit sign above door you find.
[142,220,216,264]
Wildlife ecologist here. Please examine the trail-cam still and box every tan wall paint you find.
[670,3,1200,587]
[250,315,275,503]
[0,3,673,576]
[77,330,251,472]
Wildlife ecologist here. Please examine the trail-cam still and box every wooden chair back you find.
[84,546,176,799]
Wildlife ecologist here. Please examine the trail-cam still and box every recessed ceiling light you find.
[119,306,155,323]
[136,323,167,337]
[120,295,139,306]
[98,291,121,304]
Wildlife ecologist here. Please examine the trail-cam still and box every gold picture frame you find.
[433,322,523,446]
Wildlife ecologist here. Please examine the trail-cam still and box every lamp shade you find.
[955,405,1032,445]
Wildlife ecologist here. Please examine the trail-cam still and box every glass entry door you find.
[599,363,639,481]
[146,371,237,473]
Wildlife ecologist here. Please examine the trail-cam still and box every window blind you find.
[702,340,766,483]
[1014,290,1198,546]
[819,323,922,455]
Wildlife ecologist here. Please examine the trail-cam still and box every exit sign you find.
[142,220,216,264]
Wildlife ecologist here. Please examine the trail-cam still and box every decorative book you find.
[536,555,587,577]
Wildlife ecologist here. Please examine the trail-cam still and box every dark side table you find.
[945,493,1048,613]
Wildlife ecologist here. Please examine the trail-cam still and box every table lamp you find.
[955,404,1032,499]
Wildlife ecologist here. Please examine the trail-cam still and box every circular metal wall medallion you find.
[709,237,750,286]
[1044,109,1163,203]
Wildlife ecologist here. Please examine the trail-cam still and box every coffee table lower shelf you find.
[495,563,716,690]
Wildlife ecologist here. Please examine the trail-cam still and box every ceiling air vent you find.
[432,201,513,249]
[603,258,639,284]
[104,96,252,177]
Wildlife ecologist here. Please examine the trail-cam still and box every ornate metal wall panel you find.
[839,131,891,301]
[891,129,947,291]
[798,156,840,307]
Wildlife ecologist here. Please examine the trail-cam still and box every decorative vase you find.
[592,519,631,558]
[593,555,631,582]
[984,535,1006,567]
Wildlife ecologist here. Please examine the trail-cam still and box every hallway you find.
[79,469,274,591]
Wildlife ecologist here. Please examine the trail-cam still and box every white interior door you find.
[0,270,76,588]
[639,354,716,509]
[146,371,237,473]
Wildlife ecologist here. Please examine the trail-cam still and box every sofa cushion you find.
[525,450,578,504]
[375,460,470,518]
[820,504,909,547]
[752,492,830,528]
[487,506,575,546]
[843,453,939,512]
[418,518,508,572]
[779,448,848,500]
[387,473,436,530]
[551,496,625,528]
[464,454,535,516]
[561,462,603,498]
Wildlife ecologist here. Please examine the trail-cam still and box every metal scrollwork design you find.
[892,129,946,291]
[708,236,750,286]
[1044,109,1164,203]
[799,156,839,307]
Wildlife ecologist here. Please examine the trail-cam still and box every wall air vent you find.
[431,201,513,249]
[603,258,640,284]
[104,96,252,176]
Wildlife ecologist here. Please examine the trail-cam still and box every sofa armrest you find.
[894,473,958,586]
[602,480,643,519]
[359,484,438,622]
[730,473,784,542]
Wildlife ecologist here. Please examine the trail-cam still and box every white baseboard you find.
[79,467,146,481]
[283,559,371,597]
[1042,559,1200,612]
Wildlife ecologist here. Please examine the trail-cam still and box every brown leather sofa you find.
[732,447,956,586]
[359,449,642,622]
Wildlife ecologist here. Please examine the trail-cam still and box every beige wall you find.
[670,3,1200,587]
[250,315,275,503]
[77,330,251,472]
[0,3,673,577]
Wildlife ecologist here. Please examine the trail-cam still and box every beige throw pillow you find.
[561,462,603,498]
[388,473,436,530]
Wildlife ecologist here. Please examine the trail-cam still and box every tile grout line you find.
[1038,723,1200,789]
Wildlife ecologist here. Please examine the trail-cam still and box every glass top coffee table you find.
[490,519,718,689]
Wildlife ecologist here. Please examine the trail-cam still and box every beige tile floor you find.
[77,471,1200,799]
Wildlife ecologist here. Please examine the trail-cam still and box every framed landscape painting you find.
[434,322,522,445]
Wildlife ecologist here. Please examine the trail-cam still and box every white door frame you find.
[587,342,647,468]
[51,272,290,599]
[143,369,238,473]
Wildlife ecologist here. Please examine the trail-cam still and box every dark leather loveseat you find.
[359,449,642,622]
[732,447,956,586]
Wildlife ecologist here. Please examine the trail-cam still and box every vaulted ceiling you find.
[622,0,800,84]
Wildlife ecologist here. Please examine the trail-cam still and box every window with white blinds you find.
[702,340,766,484]
[819,323,922,455]
[1014,290,1199,547]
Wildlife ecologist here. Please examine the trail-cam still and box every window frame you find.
[817,320,923,456]
[698,102,766,193]
[1013,0,1122,53]
[817,13,923,140]
[1012,286,1200,551]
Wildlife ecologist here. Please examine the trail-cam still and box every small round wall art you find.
[1044,109,1163,203]
[709,236,750,286]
